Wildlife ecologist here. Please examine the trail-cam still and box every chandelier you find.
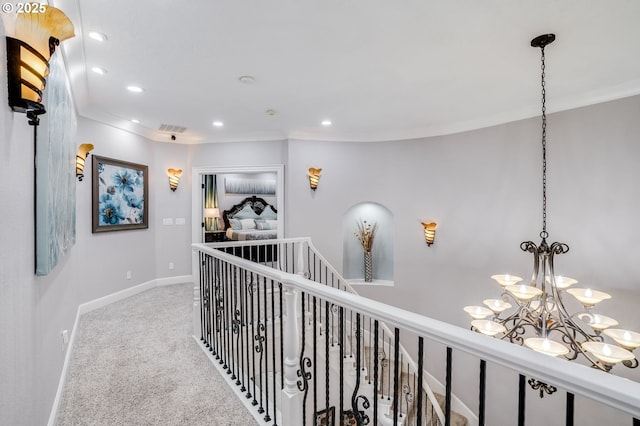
[464,34,640,382]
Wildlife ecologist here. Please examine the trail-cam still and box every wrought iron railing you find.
[193,239,640,426]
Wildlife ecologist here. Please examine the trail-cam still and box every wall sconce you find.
[308,167,322,190]
[6,6,75,125]
[204,207,220,231]
[167,168,182,191]
[421,221,437,246]
[76,143,94,181]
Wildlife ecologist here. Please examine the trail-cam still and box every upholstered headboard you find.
[221,196,277,229]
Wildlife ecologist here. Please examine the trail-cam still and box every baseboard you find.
[156,275,193,286]
[47,275,193,426]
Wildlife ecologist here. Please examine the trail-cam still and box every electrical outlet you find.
[169,262,174,270]
[126,271,132,280]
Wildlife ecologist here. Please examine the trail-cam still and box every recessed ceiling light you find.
[130,119,140,124]
[213,121,224,127]
[127,85,144,93]
[91,67,107,75]
[321,120,332,126]
[88,31,107,42]
[238,75,255,84]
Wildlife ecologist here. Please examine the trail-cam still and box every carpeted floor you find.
[56,283,259,426]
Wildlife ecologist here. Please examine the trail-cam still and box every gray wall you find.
[285,96,640,424]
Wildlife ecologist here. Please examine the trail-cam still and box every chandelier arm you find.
[520,241,540,285]
[500,315,538,345]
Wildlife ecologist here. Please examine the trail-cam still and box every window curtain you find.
[204,175,219,230]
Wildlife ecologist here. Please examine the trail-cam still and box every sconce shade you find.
[308,167,322,190]
[421,221,437,246]
[168,168,183,191]
[6,5,75,114]
[76,143,94,181]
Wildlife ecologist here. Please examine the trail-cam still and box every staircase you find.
[193,238,473,425]
[193,238,640,425]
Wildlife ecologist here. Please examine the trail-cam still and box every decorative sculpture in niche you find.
[354,219,378,282]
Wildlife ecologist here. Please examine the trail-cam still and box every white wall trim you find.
[47,275,193,426]
[156,275,193,287]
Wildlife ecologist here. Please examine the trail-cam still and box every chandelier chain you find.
[540,45,548,239]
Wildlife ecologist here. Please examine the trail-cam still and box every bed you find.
[222,196,278,241]
[220,196,278,262]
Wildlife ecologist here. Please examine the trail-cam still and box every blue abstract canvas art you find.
[35,53,77,275]
[92,156,148,232]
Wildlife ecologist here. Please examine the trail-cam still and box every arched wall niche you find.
[342,202,394,285]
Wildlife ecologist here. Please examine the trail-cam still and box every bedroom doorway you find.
[191,165,285,245]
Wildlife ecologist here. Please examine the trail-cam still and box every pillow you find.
[255,219,272,230]
[234,204,260,219]
[240,218,257,229]
[259,205,277,220]
[229,218,242,230]
[266,219,278,230]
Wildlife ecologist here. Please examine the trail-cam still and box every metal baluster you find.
[417,337,424,425]
[479,360,486,426]
[349,311,354,359]
[279,282,284,391]
[249,273,258,406]
[387,335,391,401]
[518,374,526,426]
[325,300,330,424]
[313,296,318,424]
[264,277,271,423]
[256,276,265,415]
[339,306,344,425]
[271,279,278,425]
[239,271,246,392]
[445,347,452,426]
[230,266,237,381]
[368,318,372,385]
[222,262,229,368]
[373,320,379,426]
[199,253,205,342]
[393,328,400,426]
[566,392,574,426]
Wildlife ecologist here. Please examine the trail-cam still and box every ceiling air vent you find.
[158,124,187,133]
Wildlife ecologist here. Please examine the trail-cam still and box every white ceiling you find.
[52,0,640,144]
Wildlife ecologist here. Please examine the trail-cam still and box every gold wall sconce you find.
[421,221,437,246]
[168,168,182,191]
[6,5,75,126]
[76,143,94,181]
[308,167,322,190]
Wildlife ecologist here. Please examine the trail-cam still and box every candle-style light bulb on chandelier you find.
[464,34,639,394]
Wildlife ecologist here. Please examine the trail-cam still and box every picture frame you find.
[92,155,149,233]
[315,406,335,426]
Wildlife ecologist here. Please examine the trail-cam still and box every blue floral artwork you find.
[92,156,148,232]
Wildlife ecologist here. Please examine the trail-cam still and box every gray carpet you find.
[56,283,259,426]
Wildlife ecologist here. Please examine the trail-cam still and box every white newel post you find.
[281,284,302,426]
[296,240,306,277]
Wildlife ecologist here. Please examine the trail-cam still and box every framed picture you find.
[315,407,335,426]
[92,156,149,233]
